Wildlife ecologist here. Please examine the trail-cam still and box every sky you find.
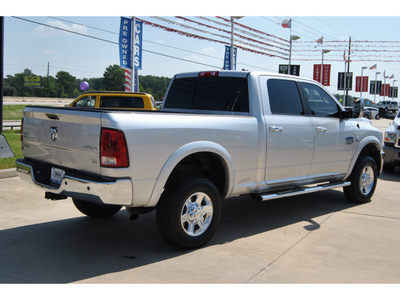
[3,1,400,100]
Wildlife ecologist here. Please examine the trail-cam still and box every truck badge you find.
[50,127,58,141]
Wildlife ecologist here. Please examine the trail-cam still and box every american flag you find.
[281,19,291,29]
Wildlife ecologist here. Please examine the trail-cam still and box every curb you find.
[0,168,17,179]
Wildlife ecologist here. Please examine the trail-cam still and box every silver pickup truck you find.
[16,70,384,249]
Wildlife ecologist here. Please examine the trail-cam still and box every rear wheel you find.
[72,198,122,218]
[156,177,221,249]
[344,156,378,203]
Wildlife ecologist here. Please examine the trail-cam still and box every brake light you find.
[198,71,219,77]
[100,128,129,168]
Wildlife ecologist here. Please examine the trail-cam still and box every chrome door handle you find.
[269,126,283,132]
[316,126,327,132]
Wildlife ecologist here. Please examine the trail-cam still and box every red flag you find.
[281,19,291,28]
[369,64,377,70]
[389,74,394,79]
[315,37,323,44]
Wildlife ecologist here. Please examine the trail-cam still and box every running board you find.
[256,181,351,201]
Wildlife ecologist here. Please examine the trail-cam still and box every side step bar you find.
[256,181,351,201]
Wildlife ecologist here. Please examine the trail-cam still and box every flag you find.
[389,74,394,79]
[316,36,323,44]
[281,19,291,28]
[369,64,377,70]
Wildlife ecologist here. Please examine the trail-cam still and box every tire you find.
[344,156,378,203]
[72,198,122,218]
[375,114,380,120]
[156,177,221,249]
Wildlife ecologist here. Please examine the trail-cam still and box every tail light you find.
[100,128,129,168]
[20,118,24,150]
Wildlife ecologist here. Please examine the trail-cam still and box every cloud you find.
[43,50,58,55]
[32,20,88,37]
[200,47,217,55]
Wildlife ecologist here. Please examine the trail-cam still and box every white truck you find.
[16,71,384,249]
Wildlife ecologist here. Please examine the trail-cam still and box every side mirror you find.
[352,98,364,118]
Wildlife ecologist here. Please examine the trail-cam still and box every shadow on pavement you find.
[0,189,357,283]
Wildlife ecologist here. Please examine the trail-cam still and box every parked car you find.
[68,91,157,111]
[383,110,400,172]
[363,107,380,120]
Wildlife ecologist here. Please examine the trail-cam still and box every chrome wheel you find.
[359,165,375,196]
[180,192,214,237]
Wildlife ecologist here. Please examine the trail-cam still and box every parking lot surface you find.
[0,119,399,286]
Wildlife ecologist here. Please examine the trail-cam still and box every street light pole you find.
[230,16,242,70]
[289,35,300,74]
[374,72,381,104]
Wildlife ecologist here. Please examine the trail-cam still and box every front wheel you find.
[156,177,221,249]
[72,198,122,218]
[344,156,378,203]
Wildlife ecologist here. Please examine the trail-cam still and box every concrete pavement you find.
[0,118,399,285]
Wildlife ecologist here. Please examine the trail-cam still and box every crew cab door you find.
[260,77,314,184]
[300,82,356,177]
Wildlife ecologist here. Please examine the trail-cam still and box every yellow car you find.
[69,92,157,111]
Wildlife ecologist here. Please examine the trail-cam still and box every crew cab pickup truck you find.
[68,91,157,111]
[16,70,384,249]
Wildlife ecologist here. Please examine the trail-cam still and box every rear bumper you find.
[16,159,132,206]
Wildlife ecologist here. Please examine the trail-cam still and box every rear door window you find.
[267,79,304,115]
[165,76,249,112]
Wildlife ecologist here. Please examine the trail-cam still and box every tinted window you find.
[267,79,303,115]
[100,96,144,108]
[302,83,339,117]
[165,76,249,112]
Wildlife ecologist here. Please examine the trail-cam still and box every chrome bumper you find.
[16,159,132,206]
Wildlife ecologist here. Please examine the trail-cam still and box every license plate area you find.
[50,167,65,185]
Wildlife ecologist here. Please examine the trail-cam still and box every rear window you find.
[164,76,249,112]
[100,96,144,108]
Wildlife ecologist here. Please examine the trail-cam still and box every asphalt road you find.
[0,119,399,290]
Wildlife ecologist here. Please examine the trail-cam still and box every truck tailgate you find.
[22,106,103,175]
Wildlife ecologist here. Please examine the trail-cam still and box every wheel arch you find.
[146,141,235,207]
[346,138,383,179]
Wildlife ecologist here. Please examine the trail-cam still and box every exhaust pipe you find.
[126,207,140,221]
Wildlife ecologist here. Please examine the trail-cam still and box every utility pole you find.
[345,37,351,106]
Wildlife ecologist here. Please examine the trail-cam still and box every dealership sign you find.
[119,17,132,68]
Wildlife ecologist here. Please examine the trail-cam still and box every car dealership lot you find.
[0,119,399,284]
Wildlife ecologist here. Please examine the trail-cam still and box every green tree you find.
[103,64,124,91]
[55,71,77,98]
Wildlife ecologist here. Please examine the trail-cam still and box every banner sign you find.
[223,45,237,70]
[119,17,132,68]
[133,19,143,70]
[380,84,391,97]
[279,64,300,76]
[370,80,382,95]
[24,76,41,87]
[390,87,398,98]
[313,64,331,86]
[355,76,369,92]
[337,72,353,90]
